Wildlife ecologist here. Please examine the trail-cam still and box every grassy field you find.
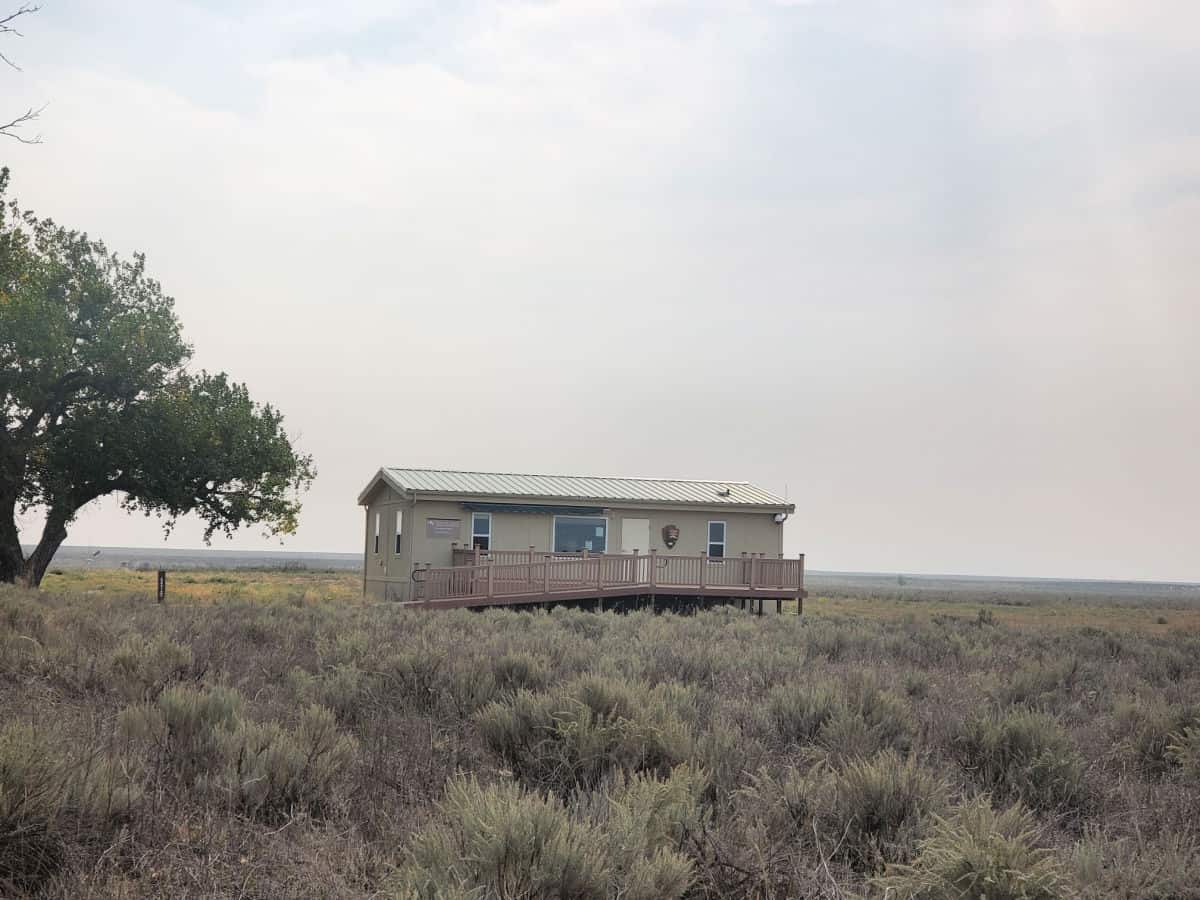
[2,569,1199,897]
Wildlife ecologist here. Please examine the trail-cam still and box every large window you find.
[554,516,608,553]
[394,510,403,554]
[472,512,492,551]
[707,521,726,558]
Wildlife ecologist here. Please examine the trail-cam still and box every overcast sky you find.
[6,1,1199,581]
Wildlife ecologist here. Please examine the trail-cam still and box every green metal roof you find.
[359,467,792,510]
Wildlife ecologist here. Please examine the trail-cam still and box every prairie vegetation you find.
[1,575,1199,897]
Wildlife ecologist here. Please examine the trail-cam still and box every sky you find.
[5,0,1199,581]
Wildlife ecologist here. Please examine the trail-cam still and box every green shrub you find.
[477,676,694,792]
[493,651,550,693]
[819,750,947,870]
[1072,827,1200,898]
[110,634,193,699]
[955,709,1087,812]
[768,683,840,745]
[876,797,1073,899]
[1166,726,1200,779]
[1112,700,1200,776]
[392,766,702,900]
[0,722,141,894]
[993,657,1080,709]
[207,705,357,819]
[393,778,607,899]
[119,683,243,780]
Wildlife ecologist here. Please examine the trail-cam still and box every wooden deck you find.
[405,549,806,611]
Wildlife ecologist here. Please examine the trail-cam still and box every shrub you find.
[955,709,1087,812]
[819,750,947,870]
[0,722,141,894]
[392,766,702,900]
[876,797,1073,899]
[207,705,357,819]
[393,778,607,899]
[1112,700,1200,776]
[493,651,550,694]
[768,683,840,745]
[110,634,193,699]
[477,676,694,792]
[119,683,243,780]
[993,657,1080,710]
[1166,726,1200,779]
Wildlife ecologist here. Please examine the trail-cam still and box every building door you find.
[621,518,650,554]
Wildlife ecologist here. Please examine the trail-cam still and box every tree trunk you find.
[21,510,70,589]
[0,490,24,584]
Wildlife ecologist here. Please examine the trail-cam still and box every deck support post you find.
[776,598,782,615]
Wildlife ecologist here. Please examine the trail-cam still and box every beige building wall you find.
[363,485,788,601]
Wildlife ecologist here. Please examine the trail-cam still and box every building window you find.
[472,512,492,551]
[394,510,403,554]
[554,516,607,553]
[707,521,726,558]
[373,512,381,554]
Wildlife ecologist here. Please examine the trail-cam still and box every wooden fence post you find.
[156,570,166,604]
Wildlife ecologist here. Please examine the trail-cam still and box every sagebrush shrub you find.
[207,705,356,819]
[955,709,1087,812]
[1112,700,1200,776]
[0,722,140,894]
[110,634,193,699]
[477,676,694,792]
[819,750,947,870]
[768,683,840,745]
[393,778,607,899]
[876,797,1073,899]
[392,766,702,900]
[119,683,243,779]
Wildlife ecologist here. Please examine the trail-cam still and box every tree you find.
[1,4,43,143]
[0,168,315,586]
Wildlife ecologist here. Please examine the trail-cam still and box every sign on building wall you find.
[426,518,462,539]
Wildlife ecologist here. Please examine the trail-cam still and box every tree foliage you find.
[0,168,314,585]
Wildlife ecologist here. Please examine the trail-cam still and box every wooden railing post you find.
[473,547,481,566]
[749,554,758,590]
[543,557,551,594]
[528,545,535,592]
[649,549,657,589]
[699,553,707,589]
[423,562,432,605]
[486,561,494,599]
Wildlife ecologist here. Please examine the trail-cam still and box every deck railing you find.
[414,550,805,606]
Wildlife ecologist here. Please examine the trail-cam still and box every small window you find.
[373,512,381,554]
[472,512,492,551]
[707,521,726,558]
[554,516,607,553]
[394,510,403,554]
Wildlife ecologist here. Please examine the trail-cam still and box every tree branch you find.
[2,4,43,142]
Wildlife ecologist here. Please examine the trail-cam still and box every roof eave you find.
[406,488,793,514]
[356,469,411,506]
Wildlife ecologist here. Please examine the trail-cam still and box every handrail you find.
[413,551,804,604]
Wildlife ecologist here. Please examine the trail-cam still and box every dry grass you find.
[1,569,1198,897]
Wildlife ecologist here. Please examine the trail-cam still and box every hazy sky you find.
[6,1,1199,581]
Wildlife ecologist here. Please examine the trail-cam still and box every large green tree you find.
[0,169,314,586]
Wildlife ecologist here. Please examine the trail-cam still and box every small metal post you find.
[156,570,166,604]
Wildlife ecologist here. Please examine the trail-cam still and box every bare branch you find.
[0,4,38,70]
[0,102,43,143]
